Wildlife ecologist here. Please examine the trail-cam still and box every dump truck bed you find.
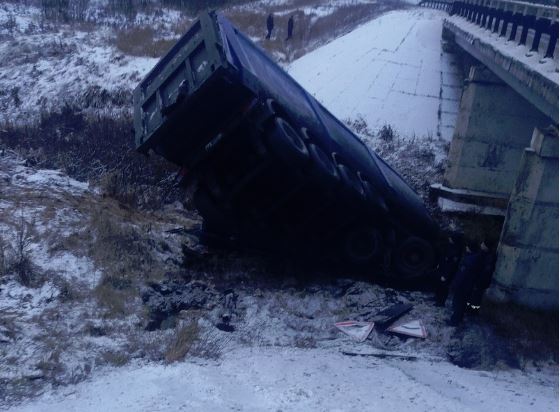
[133,11,440,279]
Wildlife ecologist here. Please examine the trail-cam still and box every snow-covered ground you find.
[0,152,197,405]
[0,2,158,123]
[1,151,558,411]
[289,9,462,142]
[9,346,558,412]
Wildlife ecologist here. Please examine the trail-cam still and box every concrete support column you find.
[444,65,551,199]
[490,127,559,310]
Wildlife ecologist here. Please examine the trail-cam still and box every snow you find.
[9,163,90,194]
[299,1,379,19]
[7,346,558,412]
[288,9,462,141]
[234,0,378,13]
[438,198,506,217]
[0,153,107,386]
[0,4,160,123]
[0,26,158,122]
[0,280,59,320]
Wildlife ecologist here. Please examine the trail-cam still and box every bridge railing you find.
[420,0,559,59]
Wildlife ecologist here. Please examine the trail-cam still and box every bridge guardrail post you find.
[544,21,558,58]
[519,14,536,46]
[448,0,558,61]
[476,4,484,25]
[509,12,521,41]
[500,10,513,37]
[491,3,502,33]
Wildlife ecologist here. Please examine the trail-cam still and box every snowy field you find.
[9,346,558,412]
[289,9,462,141]
[0,2,158,123]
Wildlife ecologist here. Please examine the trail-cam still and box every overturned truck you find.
[133,12,440,279]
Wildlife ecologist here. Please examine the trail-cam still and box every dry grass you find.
[35,350,65,382]
[98,350,129,367]
[294,336,317,349]
[1,108,182,210]
[113,27,176,58]
[89,206,160,316]
[97,171,138,206]
[0,208,42,287]
[164,318,226,363]
[0,234,8,278]
[164,321,200,363]
[226,0,406,62]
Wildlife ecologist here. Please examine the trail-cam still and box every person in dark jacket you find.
[434,231,464,306]
[449,241,483,326]
[286,15,294,40]
[466,240,497,314]
[266,13,274,40]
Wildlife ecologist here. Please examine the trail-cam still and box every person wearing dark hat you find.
[434,231,464,307]
[449,241,483,326]
[266,13,274,40]
[466,239,497,315]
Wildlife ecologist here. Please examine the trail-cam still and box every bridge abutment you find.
[490,127,559,310]
[442,65,551,203]
[433,10,559,310]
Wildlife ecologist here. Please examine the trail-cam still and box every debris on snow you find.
[335,320,375,342]
[386,319,428,339]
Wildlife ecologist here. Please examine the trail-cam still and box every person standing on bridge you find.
[286,15,294,41]
[266,13,274,40]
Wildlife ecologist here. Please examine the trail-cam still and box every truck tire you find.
[343,226,383,265]
[266,117,309,167]
[393,236,435,278]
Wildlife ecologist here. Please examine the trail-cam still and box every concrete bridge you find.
[423,0,558,310]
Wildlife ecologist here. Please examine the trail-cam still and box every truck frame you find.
[133,11,440,279]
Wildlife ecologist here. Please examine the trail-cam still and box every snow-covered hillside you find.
[0,2,159,123]
[289,9,462,141]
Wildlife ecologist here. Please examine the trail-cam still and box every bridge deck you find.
[445,15,558,122]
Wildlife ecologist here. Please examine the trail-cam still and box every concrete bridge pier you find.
[490,127,559,310]
[437,3,559,310]
[440,65,552,209]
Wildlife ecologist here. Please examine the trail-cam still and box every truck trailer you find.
[133,11,440,279]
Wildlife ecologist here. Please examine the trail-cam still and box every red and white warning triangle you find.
[334,321,375,342]
[386,319,427,339]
